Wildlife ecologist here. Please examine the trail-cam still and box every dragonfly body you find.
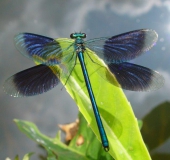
[71,33,109,150]
[4,29,164,151]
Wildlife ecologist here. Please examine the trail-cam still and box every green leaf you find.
[58,48,151,159]
[68,112,114,160]
[14,155,19,160]
[14,114,114,160]
[23,153,34,160]
[7,153,34,160]
[141,101,170,151]
[56,130,61,141]
[138,120,143,130]
[14,119,87,160]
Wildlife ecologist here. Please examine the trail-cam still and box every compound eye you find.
[82,33,86,38]
[70,33,75,39]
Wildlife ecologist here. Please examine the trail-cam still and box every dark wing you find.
[108,62,164,91]
[3,64,60,97]
[14,33,74,65]
[85,29,158,64]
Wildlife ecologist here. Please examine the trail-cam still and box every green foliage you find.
[14,113,114,160]
[141,101,170,159]
[14,118,86,160]
[7,153,34,160]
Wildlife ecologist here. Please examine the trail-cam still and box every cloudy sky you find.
[0,0,170,159]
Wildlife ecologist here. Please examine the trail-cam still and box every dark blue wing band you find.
[15,33,62,65]
[4,64,60,97]
[103,29,157,63]
[108,62,164,91]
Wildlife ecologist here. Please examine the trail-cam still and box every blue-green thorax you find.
[70,33,86,53]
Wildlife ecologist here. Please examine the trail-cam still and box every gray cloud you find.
[99,0,162,16]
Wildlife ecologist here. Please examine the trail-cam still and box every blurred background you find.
[0,0,170,159]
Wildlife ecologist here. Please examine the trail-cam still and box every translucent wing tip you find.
[148,70,165,91]
[142,29,158,49]
[3,77,21,97]
[14,33,25,47]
